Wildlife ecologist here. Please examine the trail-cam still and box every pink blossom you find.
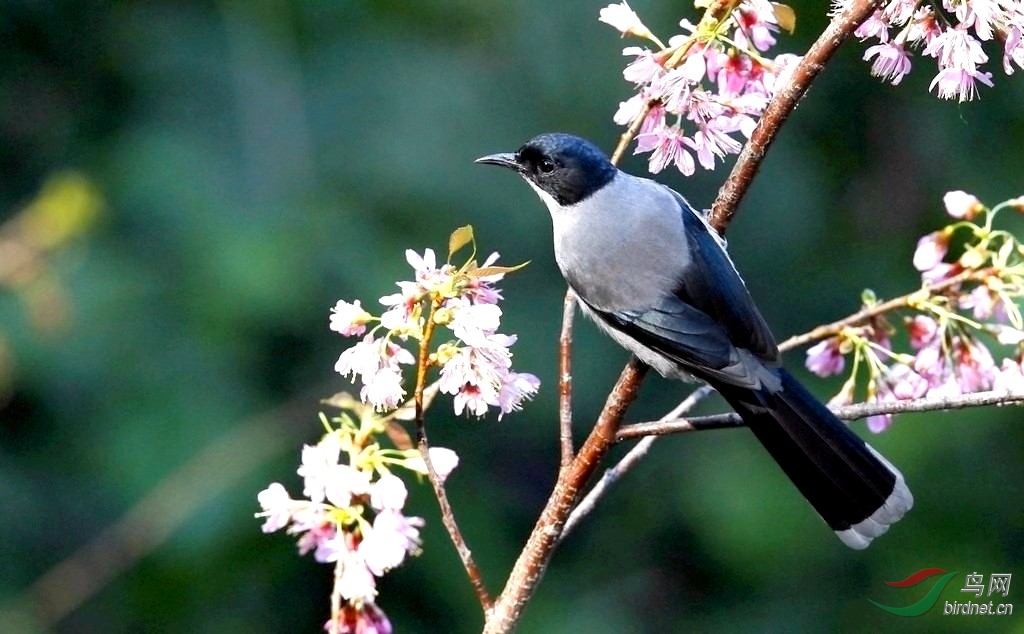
[635,126,696,175]
[428,447,460,480]
[995,325,1024,345]
[951,0,1000,41]
[326,603,393,634]
[498,372,541,419]
[655,56,706,112]
[921,262,963,284]
[960,284,998,320]
[361,366,406,412]
[733,6,777,52]
[882,0,918,25]
[994,358,1024,392]
[710,50,757,98]
[257,483,295,533]
[406,446,460,483]
[623,47,665,85]
[599,2,653,40]
[378,281,422,332]
[906,315,939,350]
[438,347,503,400]
[1004,25,1024,74]
[867,412,893,434]
[928,373,964,398]
[955,336,997,392]
[855,11,890,42]
[453,383,496,417]
[297,518,336,560]
[298,434,343,504]
[327,535,378,602]
[360,510,424,576]
[690,125,743,169]
[335,335,386,383]
[406,248,441,287]
[614,93,647,126]
[863,42,913,85]
[330,300,373,337]
[929,66,994,102]
[762,54,802,97]
[337,336,414,411]
[805,338,846,377]
[297,435,373,506]
[462,252,505,304]
[889,364,929,400]
[447,298,502,346]
[370,474,408,512]
[913,230,949,271]
[924,27,988,74]
[943,190,982,219]
[906,7,942,45]
[913,339,947,387]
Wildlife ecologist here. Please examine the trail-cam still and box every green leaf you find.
[448,225,475,258]
[470,261,530,277]
[771,2,796,33]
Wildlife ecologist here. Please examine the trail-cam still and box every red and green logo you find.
[869,568,959,616]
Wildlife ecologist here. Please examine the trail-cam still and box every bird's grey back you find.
[546,171,690,312]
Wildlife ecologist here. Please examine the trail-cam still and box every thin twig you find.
[777,268,988,352]
[561,385,715,538]
[558,290,577,469]
[610,100,655,165]
[482,361,648,634]
[616,389,1024,440]
[414,306,491,610]
[708,0,883,234]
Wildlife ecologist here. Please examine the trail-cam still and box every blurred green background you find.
[2,1,1023,632]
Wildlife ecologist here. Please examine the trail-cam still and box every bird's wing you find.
[581,188,781,389]
[668,189,779,364]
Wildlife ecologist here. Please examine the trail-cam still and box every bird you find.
[475,132,912,549]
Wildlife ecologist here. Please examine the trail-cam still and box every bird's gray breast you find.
[547,173,690,313]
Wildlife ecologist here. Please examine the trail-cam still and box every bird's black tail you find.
[711,368,913,549]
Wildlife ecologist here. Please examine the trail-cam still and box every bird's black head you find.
[475,133,618,206]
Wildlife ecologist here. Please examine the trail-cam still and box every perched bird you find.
[476,132,912,549]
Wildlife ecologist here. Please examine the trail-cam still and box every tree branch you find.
[777,268,988,352]
[561,385,715,538]
[414,308,491,610]
[615,389,1024,440]
[708,0,883,234]
[482,360,648,634]
[558,290,577,469]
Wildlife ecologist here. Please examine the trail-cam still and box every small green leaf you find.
[470,261,530,277]
[771,2,796,33]
[449,225,475,258]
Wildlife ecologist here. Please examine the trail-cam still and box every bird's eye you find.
[538,160,556,174]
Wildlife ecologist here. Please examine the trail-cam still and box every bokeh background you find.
[2,1,1023,632]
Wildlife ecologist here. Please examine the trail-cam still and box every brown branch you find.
[708,0,883,234]
[561,385,714,538]
[616,389,1024,440]
[777,268,989,352]
[482,360,648,634]
[414,308,491,610]
[558,290,577,469]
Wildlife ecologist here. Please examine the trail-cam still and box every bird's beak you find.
[474,152,524,173]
